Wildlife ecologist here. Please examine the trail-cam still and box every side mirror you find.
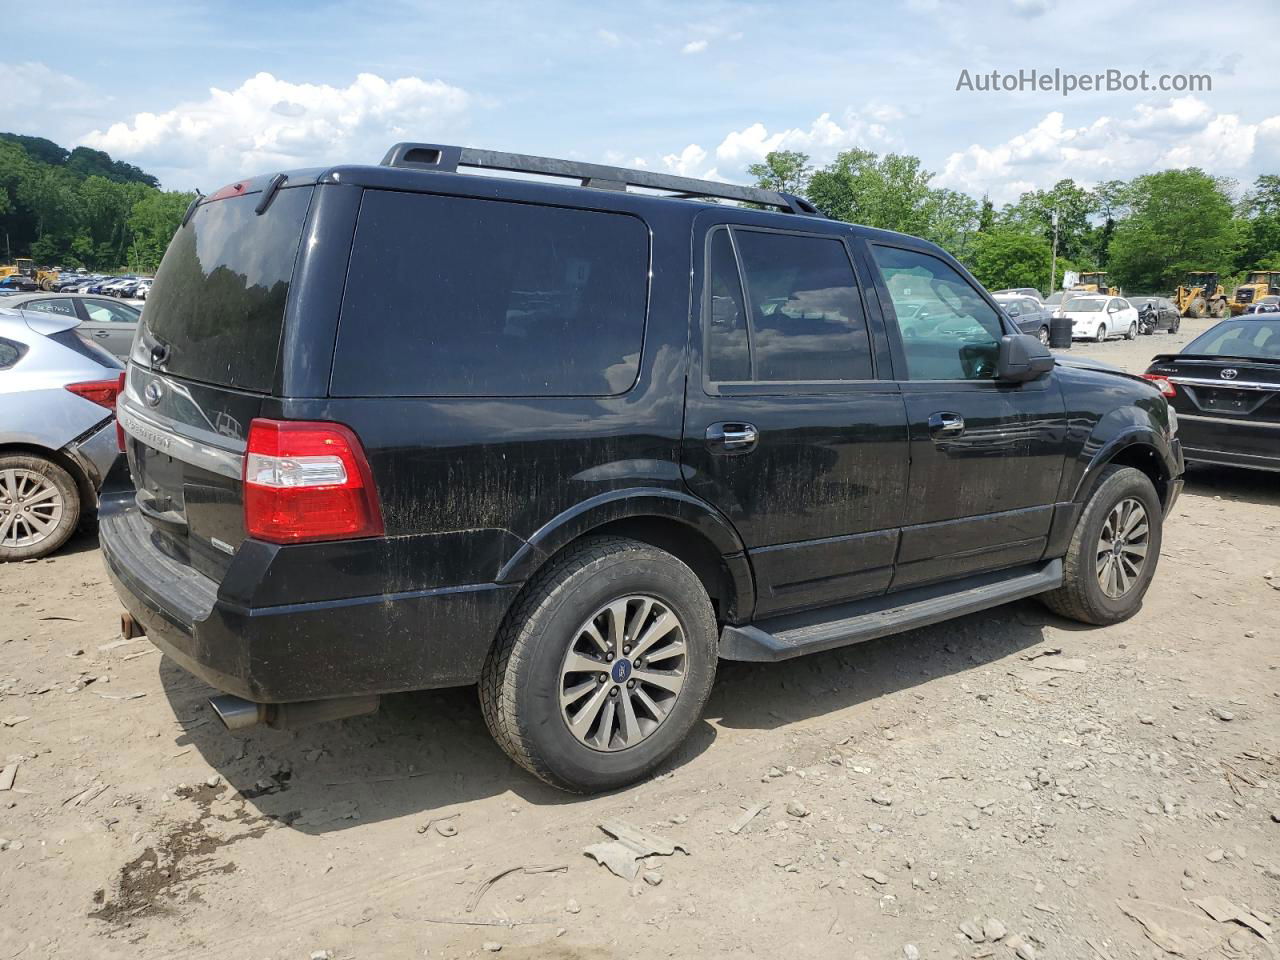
[996,334,1054,382]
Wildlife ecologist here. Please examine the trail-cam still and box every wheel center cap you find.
[1112,540,1125,556]
[611,659,632,684]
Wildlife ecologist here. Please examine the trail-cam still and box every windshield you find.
[1064,297,1105,312]
[1247,273,1269,283]
[1185,319,1280,359]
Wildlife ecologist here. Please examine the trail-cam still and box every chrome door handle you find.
[92,331,111,339]
[706,422,759,454]
[927,411,965,438]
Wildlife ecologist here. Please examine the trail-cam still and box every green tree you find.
[129,190,195,271]
[1108,169,1240,292]
[922,188,979,259]
[969,227,1056,293]
[999,178,1097,262]
[747,150,813,195]
[17,168,80,263]
[806,149,937,235]
[977,194,995,233]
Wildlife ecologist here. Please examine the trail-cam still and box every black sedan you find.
[1144,317,1280,473]
[1127,295,1181,335]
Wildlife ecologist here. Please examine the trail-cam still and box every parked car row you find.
[992,289,1181,344]
[52,274,152,299]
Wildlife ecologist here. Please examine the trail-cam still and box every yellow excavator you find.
[1072,271,1120,296]
[1230,270,1280,314]
[0,259,59,290]
[1173,272,1230,318]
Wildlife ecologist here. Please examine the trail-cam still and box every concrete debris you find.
[584,820,688,881]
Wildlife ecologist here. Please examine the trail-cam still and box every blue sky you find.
[9,0,1279,203]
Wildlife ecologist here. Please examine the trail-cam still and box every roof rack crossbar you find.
[379,142,822,216]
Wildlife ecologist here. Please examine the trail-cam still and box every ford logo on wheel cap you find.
[611,659,632,684]
[1221,368,1238,380]
[143,381,164,406]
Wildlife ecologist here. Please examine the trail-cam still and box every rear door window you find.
[332,191,649,397]
[142,186,313,393]
[705,228,874,383]
[25,298,77,317]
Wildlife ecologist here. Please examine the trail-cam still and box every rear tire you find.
[479,536,718,793]
[1187,297,1205,319]
[1040,465,1163,625]
[0,455,81,561]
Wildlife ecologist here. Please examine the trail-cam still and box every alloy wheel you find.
[1096,324,1107,342]
[1095,497,1149,599]
[1038,327,1050,346]
[0,469,64,549]
[559,595,687,752]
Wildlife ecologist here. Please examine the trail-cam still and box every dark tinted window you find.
[143,186,312,393]
[333,192,648,397]
[705,230,750,381]
[872,245,1004,381]
[0,336,25,369]
[732,230,872,381]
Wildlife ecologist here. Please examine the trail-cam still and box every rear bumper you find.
[1179,414,1280,473]
[99,489,519,702]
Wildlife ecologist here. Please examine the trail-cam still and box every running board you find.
[720,559,1062,663]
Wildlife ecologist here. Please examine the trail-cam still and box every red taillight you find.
[66,375,124,412]
[242,419,384,544]
[1141,373,1177,398]
[114,372,127,450]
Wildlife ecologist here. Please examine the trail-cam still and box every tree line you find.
[0,133,195,273]
[749,150,1280,295]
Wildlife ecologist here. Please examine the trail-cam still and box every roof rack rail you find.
[379,142,824,217]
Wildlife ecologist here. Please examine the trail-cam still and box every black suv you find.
[100,144,1183,793]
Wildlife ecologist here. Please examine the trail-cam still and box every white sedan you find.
[1056,295,1139,342]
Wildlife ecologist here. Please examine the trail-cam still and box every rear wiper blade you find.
[256,174,288,215]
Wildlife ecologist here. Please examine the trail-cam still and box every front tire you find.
[1040,465,1163,625]
[479,537,718,793]
[0,455,81,561]
[1125,321,1138,340]
[1095,324,1107,343]
[1037,326,1050,346]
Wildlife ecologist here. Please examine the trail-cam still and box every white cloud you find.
[1010,0,1050,17]
[80,72,470,190]
[659,110,897,182]
[936,97,1280,202]
[597,28,621,46]
[681,39,708,54]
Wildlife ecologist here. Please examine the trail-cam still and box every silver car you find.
[0,308,124,560]
[0,293,140,360]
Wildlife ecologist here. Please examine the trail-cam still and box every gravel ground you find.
[1,317,1277,960]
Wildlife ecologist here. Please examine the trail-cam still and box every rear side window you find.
[25,299,76,317]
[0,337,25,369]
[705,228,873,382]
[143,186,313,393]
[332,191,649,397]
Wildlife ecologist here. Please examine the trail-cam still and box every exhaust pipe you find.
[209,695,268,731]
[209,694,379,732]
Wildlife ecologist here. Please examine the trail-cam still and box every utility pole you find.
[1049,208,1059,295]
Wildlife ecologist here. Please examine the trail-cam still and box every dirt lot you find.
[2,318,1278,960]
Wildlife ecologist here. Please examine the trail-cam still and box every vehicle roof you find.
[196,162,942,250]
[5,291,133,302]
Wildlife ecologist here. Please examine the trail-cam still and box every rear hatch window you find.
[140,185,314,392]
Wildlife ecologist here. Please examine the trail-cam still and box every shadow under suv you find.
[100,144,1184,793]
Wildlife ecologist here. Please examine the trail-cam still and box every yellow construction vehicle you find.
[1173,272,1230,318]
[1072,271,1120,296]
[1230,270,1280,314]
[0,259,38,289]
[34,268,58,290]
